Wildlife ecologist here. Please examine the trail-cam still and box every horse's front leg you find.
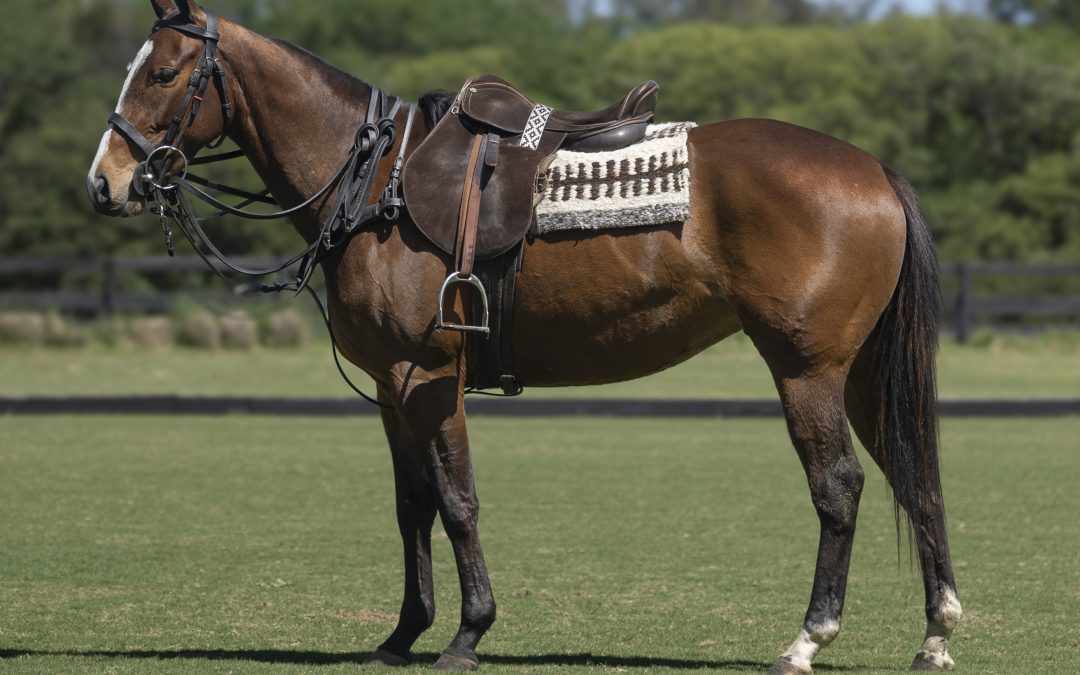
[381,368,496,671]
[368,388,438,666]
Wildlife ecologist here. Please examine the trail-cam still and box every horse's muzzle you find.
[86,172,142,217]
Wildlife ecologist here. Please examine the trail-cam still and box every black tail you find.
[873,166,944,548]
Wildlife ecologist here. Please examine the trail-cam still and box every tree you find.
[988,0,1080,27]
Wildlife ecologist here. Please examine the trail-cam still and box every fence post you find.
[102,258,118,316]
[955,263,972,343]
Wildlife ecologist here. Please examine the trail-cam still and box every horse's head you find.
[87,0,230,217]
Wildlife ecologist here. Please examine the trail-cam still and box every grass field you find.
[1,334,1078,399]
[2,415,1079,673]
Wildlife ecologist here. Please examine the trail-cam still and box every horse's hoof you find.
[910,636,956,671]
[367,648,411,667]
[433,647,480,671]
[910,652,956,671]
[767,656,812,675]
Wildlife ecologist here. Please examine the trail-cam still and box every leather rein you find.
[106,10,417,408]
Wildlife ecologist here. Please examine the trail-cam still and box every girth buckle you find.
[436,273,490,334]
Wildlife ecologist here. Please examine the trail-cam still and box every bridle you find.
[106,8,416,291]
[105,7,418,408]
[108,11,231,199]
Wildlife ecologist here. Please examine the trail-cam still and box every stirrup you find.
[436,272,490,334]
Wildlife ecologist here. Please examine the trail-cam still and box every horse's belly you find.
[509,227,740,387]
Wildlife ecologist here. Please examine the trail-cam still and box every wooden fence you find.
[1,257,1078,342]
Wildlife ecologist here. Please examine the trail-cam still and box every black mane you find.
[419,90,456,128]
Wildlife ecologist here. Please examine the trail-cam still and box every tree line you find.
[2,0,1078,268]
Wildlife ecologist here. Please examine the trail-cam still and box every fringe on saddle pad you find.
[534,121,696,234]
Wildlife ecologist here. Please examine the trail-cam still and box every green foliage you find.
[3,0,1080,271]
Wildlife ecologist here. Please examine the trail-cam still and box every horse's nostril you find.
[86,174,110,208]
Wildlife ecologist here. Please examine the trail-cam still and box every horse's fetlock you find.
[464,599,496,633]
[932,588,963,632]
[402,599,436,633]
[806,618,841,645]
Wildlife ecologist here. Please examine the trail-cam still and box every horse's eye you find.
[151,68,178,85]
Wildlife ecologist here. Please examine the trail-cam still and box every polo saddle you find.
[402,75,659,334]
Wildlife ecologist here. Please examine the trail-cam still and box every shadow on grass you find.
[0,648,864,671]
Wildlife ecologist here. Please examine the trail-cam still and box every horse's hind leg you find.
[846,348,962,671]
[764,366,865,675]
[368,392,438,666]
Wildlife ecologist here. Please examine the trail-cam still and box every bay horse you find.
[86,1,962,671]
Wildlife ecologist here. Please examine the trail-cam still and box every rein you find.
[106,9,419,409]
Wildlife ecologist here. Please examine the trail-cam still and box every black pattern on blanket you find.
[535,122,696,233]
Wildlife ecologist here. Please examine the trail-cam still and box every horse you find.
[86,1,962,671]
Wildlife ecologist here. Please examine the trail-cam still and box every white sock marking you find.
[89,40,153,181]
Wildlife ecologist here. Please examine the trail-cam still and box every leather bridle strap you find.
[154,11,230,151]
[108,111,155,159]
[107,9,230,196]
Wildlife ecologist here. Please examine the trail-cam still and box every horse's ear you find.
[150,0,205,25]
[174,0,207,25]
[149,0,173,19]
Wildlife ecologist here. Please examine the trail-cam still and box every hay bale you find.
[0,312,46,346]
[177,311,221,350]
[220,311,258,350]
[128,316,175,348]
[262,309,312,348]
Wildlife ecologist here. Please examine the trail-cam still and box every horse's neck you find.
[220,20,376,241]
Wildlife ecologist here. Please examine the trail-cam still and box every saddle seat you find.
[459,75,659,152]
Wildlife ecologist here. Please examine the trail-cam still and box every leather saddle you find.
[402,74,659,332]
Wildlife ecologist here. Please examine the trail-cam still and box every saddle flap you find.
[403,107,560,259]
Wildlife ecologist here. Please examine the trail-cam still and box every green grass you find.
[2,416,1079,673]
[1,334,1078,399]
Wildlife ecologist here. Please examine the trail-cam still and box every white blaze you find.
[88,40,154,180]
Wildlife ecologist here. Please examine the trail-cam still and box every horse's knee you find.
[439,497,480,540]
[397,494,437,531]
[810,454,864,529]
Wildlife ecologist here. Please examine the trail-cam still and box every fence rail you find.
[942,262,1080,342]
[2,258,1078,342]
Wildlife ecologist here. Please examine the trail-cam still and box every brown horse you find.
[87,1,962,671]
